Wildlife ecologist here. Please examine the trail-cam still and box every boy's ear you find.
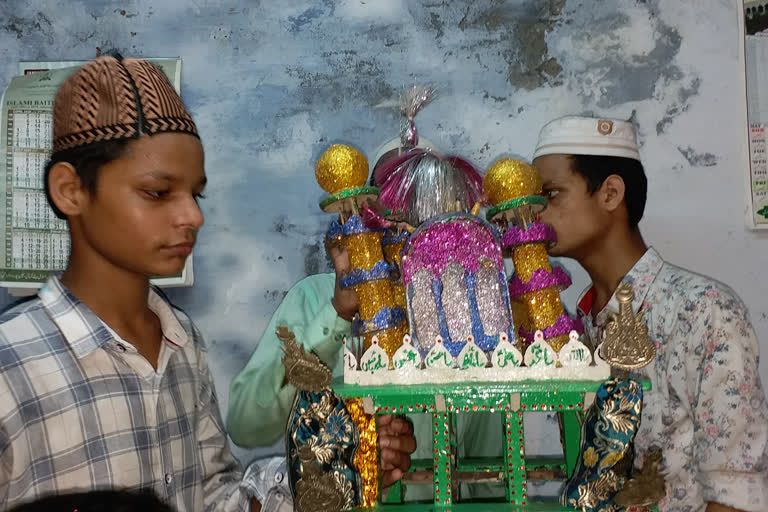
[48,162,88,216]
[599,174,626,213]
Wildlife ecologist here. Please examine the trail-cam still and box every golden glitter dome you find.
[483,158,543,205]
[315,144,369,195]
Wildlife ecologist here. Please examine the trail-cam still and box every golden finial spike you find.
[279,325,333,392]
[598,283,656,370]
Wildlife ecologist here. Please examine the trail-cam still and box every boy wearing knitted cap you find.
[0,56,268,511]
[533,116,768,512]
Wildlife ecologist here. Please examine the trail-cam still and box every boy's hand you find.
[378,414,416,488]
[327,241,358,322]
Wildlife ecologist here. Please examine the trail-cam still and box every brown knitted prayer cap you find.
[52,56,198,153]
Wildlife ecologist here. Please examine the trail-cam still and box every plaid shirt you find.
[0,276,257,511]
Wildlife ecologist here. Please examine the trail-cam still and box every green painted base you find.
[369,501,580,511]
[334,378,653,508]
[370,503,657,512]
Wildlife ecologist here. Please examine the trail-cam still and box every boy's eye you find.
[144,189,169,199]
[194,193,206,201]
[543,189,559,200]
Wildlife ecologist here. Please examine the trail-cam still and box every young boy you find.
[533,115,768,512]
[0,55,261,511]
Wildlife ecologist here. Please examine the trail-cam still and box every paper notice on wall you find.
[745,35,768,227]
[0,58,192,288]
[749,124,768,224]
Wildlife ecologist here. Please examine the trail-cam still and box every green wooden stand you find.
[334,378,652,511]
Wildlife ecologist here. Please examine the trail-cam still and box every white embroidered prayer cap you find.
[533,116,641,161]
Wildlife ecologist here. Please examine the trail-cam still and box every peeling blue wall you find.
[1,0,766,463]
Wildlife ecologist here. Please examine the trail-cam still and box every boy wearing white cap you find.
[533,115,768,512]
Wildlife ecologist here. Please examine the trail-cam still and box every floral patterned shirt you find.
[577,248,768,512]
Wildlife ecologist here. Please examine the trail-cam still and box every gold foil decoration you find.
[511,242,551,281]
[316,144,369,195]
[356,279,396,322]
[344,232,385,271]
[345,398,379,508]
[382,240,406,267]
[483,158,543,204]
[510,298,529,322]
[279,326,332,392]
[599,283,656,370]
[393,286,407,314]
[524,288,566,328]
[547,333,570,354]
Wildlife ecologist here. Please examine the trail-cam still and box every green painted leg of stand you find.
[433,412,453,506]
[382,481,403,504]
[503,411,527,506]
[560,411,581,478]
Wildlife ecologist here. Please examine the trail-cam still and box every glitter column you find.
[334,223,407,360]
[483,158,583,353]
[317,144,407,363]
[504,229,577,352]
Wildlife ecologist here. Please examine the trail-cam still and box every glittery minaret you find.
[316,144,408,364]
[483,158,582,353]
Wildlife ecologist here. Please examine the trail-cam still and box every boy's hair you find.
[43,139,133,219]
[7,489,175,512]
[569,154,647,229]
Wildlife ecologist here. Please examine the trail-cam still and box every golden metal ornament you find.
[294,444,348,512]
[614,450,666,508]
[599,283,657,371]
[279,326,333,392]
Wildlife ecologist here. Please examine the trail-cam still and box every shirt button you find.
[274,472,283,483]
[165,473,173,485]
